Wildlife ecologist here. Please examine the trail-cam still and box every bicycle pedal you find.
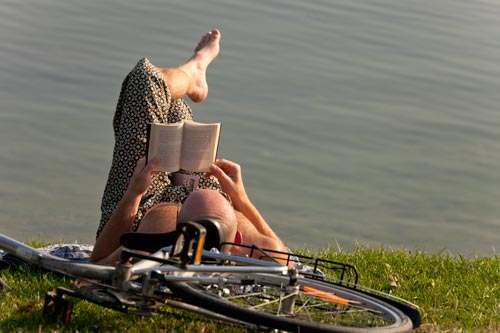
[43,289,74,324]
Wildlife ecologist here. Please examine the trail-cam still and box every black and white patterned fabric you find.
[97,58,221,238]
[0,244,94,270]
[40,244,94,261]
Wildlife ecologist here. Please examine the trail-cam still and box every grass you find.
[1,242,500,332]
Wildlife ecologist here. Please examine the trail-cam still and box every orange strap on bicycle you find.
[303,286,350,305]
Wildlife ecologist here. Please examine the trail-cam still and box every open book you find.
[146,120,221,173]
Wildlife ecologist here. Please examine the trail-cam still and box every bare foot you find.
[180,29,221,103]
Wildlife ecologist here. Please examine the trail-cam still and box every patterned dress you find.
[97,58,220,238]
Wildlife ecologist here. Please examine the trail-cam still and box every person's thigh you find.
[137,203,179,233]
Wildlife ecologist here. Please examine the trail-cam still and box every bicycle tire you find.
[166,273,414,333]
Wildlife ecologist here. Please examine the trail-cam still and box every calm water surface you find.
[1,0,500,255]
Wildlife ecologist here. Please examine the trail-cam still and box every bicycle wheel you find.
[166,273,414,333]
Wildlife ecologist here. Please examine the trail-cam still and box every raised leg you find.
[159,29,221,102]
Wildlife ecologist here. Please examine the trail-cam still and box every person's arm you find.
[90,158,159,264]
[206,159,282,243]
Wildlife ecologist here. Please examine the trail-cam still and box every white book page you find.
[148,122,183,172]
[180,121,220,172]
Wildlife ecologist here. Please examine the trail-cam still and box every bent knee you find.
[139,203,179,233]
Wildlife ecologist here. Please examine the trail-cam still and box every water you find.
[1,0,500,255]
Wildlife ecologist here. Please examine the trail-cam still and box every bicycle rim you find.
[166,274,414,333]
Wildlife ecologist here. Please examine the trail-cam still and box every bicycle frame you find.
[0,233,288,283]
[0,230,299,328]
[0,233,115,280]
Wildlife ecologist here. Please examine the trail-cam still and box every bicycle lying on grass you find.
[0,220,421,333]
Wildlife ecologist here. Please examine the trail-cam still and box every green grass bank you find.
[1,244,499,332]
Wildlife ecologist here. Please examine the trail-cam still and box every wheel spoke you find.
[212,281,395,327]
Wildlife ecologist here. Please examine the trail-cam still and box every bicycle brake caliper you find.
[171,222,207,268]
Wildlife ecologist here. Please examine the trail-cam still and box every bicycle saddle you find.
[120,219,225,253]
